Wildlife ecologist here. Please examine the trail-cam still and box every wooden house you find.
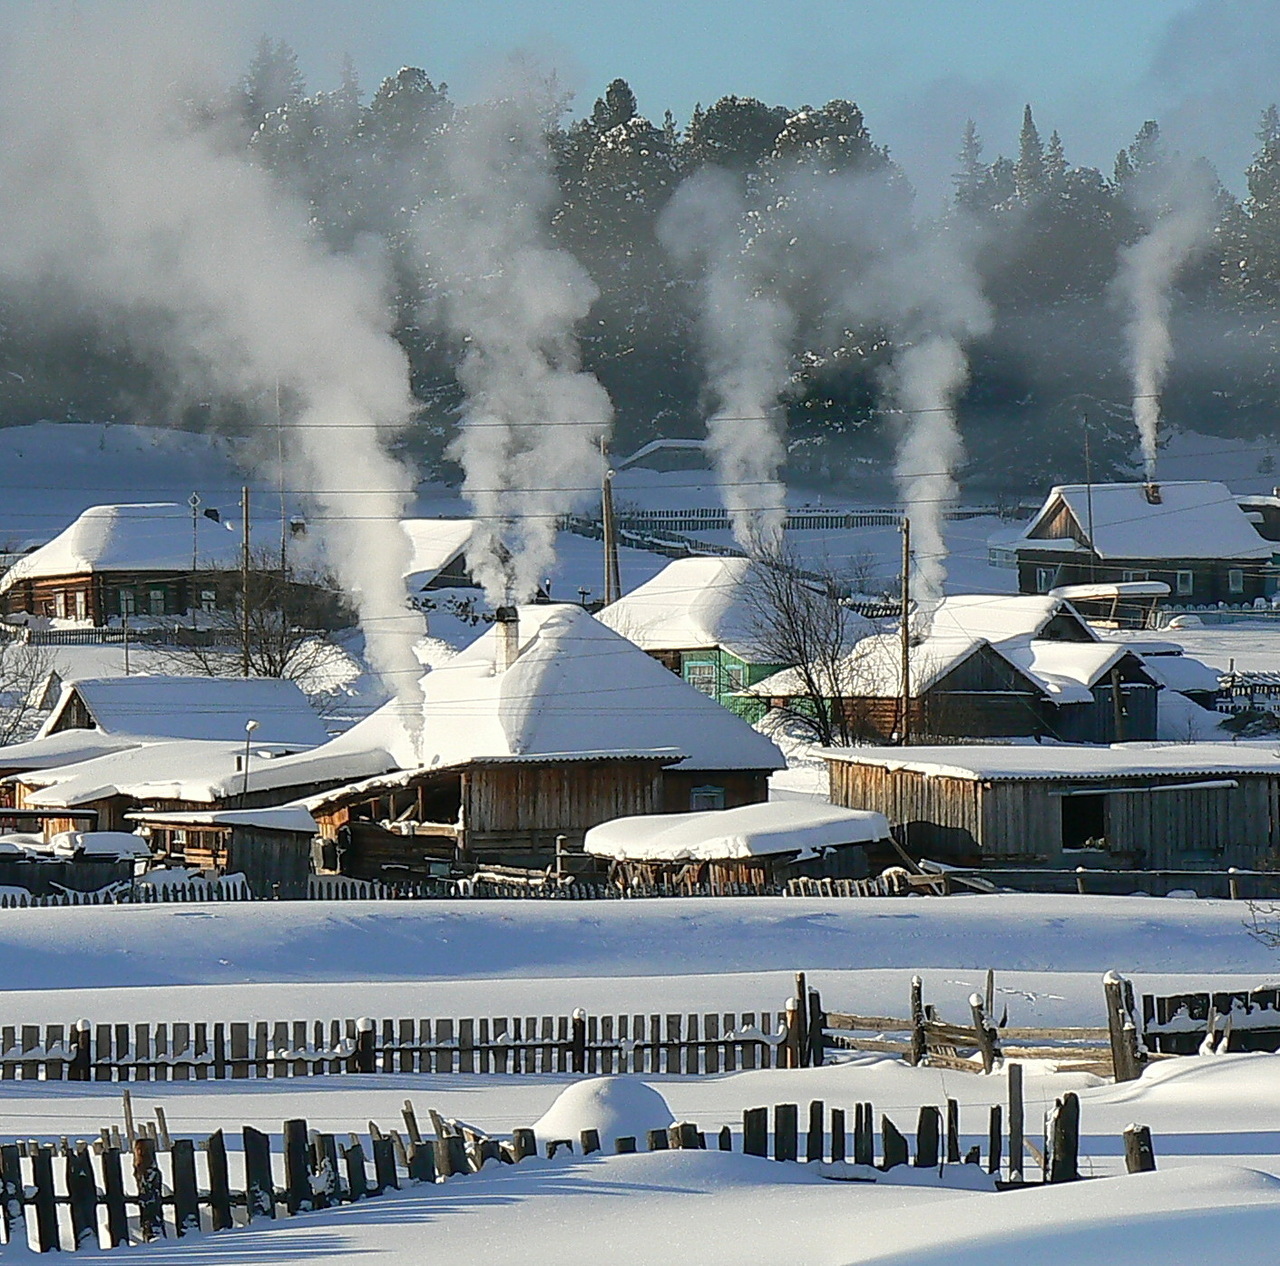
[1003,481,1275,616]
[746,595,1161,744]
[583,800,890,891]
[824,742,1280,869]
[130,805,318,898]
[401,519,481,594]
[595,557,788,714]
[304,603,786,879]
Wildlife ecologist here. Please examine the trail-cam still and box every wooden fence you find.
[0,1078,1159,1252]
[1143,985,1280,1055]
[0,1006,789,1083]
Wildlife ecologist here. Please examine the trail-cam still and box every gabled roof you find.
[401,519,476,591]
[39,675,331,745]
[595,557,768,660]
[1001,641,1143,704]
[0,728,138,773]
[0,503,279,592]
[333,603,785,774]
[1019,482,1272,561]
[928,594,1096,645]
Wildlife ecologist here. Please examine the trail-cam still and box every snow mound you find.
[533,1077,675,1148]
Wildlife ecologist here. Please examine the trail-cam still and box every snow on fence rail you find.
[1142,985,1280,1055]
[0,1006,791,1084]
[0,1079,1155,1253]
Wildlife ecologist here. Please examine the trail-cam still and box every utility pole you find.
[240,485,251,678]
[189,492,200,633]
[899,517,912,746]
[601,449,621,606]
[1083,415,1097,585]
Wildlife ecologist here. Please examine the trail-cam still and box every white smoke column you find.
[418,80,612,604]
[0,11,425,728]
[659,170,792,556]
[1114,167,1217,481]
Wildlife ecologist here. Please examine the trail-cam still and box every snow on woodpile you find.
[533,1077,675,1149]
[595,556,765,657]
[329,604,784,773]
[1021,481,1272,560]
[0,502,288,592]
[585,801,889,861]
[39,675,331,745]
[49,829,150,858]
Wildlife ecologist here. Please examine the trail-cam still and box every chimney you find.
[1143,482,1162,505]
[495,605,519,672]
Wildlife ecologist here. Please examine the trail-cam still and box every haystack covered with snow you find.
[533,1077,674,1149]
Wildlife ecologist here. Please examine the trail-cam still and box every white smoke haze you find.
[417,73,613,605]
[1113,163,1219,481]
[659,170,793,556]
[0,8,427,730]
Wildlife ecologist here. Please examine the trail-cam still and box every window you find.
[1229,569,1245,595]
[73,590,87,621]
[1176,570,1194,596]
[53,590,66,619]
[118,588,136,618]
[149,587,166,616]
[1061,793,1106,850]
[724,665,745,692]
[690,785,726,811]
[1035,566,1056,594]
[1121,569,1150,583]
[200,589,217,613]
[685,663,718,696]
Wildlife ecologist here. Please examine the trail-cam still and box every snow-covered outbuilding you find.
[584,800,890,889]
[824,741,1280,874]
[401,519,480,593]
[595,557,787,710]
[305,603,786,877]
[1004,481,1275,615]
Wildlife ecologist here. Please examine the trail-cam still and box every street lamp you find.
[242,719,259,799]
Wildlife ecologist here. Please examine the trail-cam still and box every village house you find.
[745,594,1167,744]
[995,481,1275,620]
[594,557,788,713]
[304,603,786,880]
[823,742,1280,875]
[401,519,480,594]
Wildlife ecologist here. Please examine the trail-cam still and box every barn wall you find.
[661,770,769,813]
[227,826,310,899]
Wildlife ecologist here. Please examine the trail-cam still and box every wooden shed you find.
[824,743,1280,870]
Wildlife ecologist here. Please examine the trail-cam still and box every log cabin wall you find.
[661,769,770,812]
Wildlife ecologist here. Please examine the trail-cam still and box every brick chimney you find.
[1143,482,1162,505]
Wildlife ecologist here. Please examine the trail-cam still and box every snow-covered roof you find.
[596,557,768,660]
[927,594,1096,645]
[39,675,331,745]
[584,800,889,862]
[822,741,1280,782]
[1049,581,1171,601]
[401,519,476,591]
[0,503,281,592]
[1138,653,1222,696]
[333,603,784,774]
[14,732,382,808]
[132,804,318,834]
[1020,482,1272,561]
[0,728,138,772]
[1001,641,1136,704]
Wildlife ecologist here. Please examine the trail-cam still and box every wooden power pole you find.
[899,517,912,746]
[602,463,621,606]
[240,486,251,678]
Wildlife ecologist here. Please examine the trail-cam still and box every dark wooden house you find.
[825,743,1280,870]
[1005,481,1275,612]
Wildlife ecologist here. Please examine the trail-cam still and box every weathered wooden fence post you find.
[284,1118,313,1214]
[717,1125,732,1152]
[806,1100,825,1162]
[345,1139,370,1197]
[969,993,998,1074]
[854,1103,875,1166]
[29,1143,59,1251]
[807,987,825,1067]
[511,1128,537,1162]
[945,1098,961,1163]
[70,1018,91,1082]
[793,973,809,1068]
[774,1103,798,1162]
[742,1107,768,1157]
[244,1125,276,1219]
[355,1017,376,1074]
[1045,1092,1080,1184]
[205,1130,233,1231]
[133,1135,165,1241]
[1104,971,1144,1083]
[915,1106,941,1168]
[881,1115,908,1170]
[571,1009,587,1075]
[0,1143,24,1246]
[580,1128,601,1155]
[1008,1061,1024,1183]
[171,1138,201,1235]
[908,976,926,1066]
[830,1107,846,1163]
[372,1135,398,1192]
[1123,1123,1157,1173]
[987,1104,1003,1176]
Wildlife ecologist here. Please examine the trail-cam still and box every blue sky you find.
[64,1,1280,204]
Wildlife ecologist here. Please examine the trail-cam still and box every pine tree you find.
[1045,129,1067,189]
[1114,120,1163,191]
[952,119,986,211]
[1014,104,1044,201]
[240,36,305,127]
